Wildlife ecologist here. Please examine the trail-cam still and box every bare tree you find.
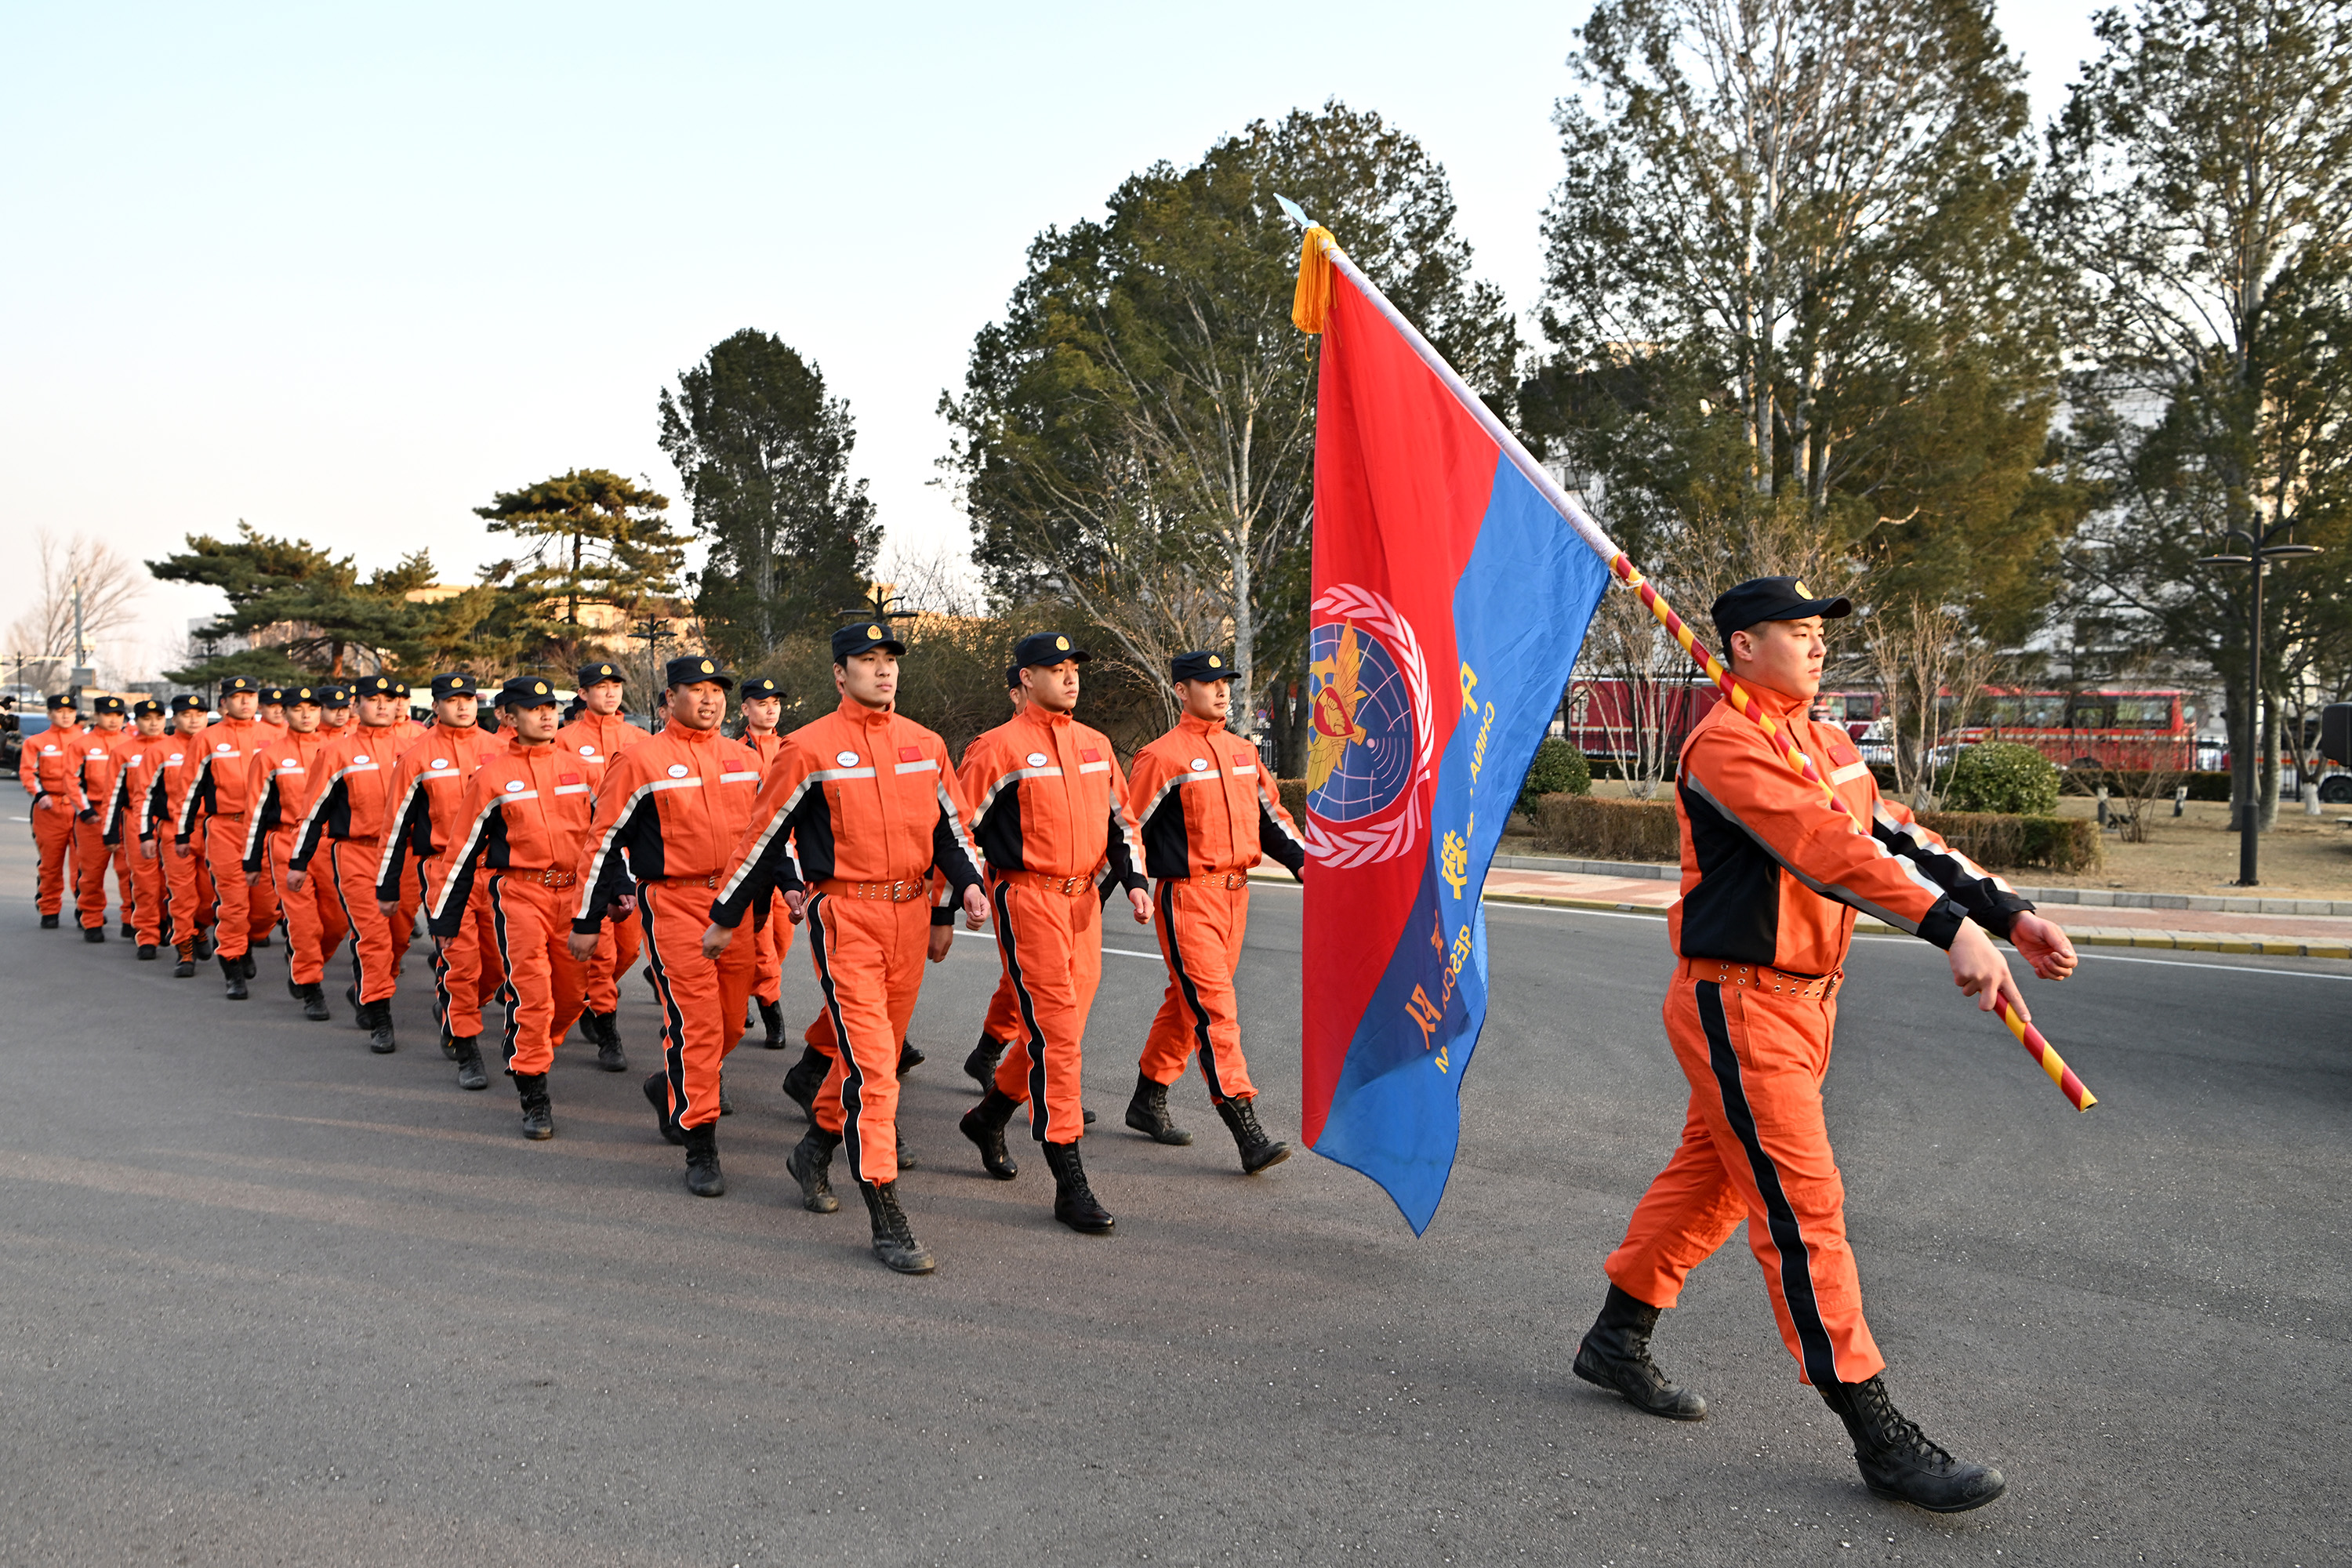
[5,530,146,692]
[1861,596,2001,806]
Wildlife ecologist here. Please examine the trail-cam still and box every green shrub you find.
[1516,737,1592,813]
[1530,795,1681,862]
[1914,810,2101,874]
[1941,742,2061,816]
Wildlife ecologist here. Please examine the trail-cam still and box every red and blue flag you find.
[1294,226,1610,1233]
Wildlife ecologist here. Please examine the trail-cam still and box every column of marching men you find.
[20,623,1308,1276]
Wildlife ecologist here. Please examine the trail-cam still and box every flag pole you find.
[1279,199,2094,1113]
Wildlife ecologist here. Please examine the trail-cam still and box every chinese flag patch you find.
[1082,748,1101,763]
[899,746,922,762]
[559,772,581,786]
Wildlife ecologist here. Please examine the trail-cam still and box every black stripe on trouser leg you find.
[1160,878,1226,1101]
[488,877,521,1068]
[993,879,1055,1143]
[804,895,871,1183]
[1696,980,1841,1388]
[330,841,368,1002]
[639,886,694,1125]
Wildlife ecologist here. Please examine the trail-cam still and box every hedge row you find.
[2060,769,2231,801]
[1524,793,2100,873]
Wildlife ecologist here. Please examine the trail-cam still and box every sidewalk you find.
[1255,853,2352,960]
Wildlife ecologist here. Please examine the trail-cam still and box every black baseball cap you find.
[429,673,477,700]
[45,693,74,710]
[1171,650,1235,683]
[1014,632,1089,670]
[285,684,323,706]
[833,622,906,660]
[132,698,165,717]
[1710,576,1853,649]
[665,654,734,690]
[259,686,286,705]
[91,694,126,714]
[495,676,561,710]
[1004,663,1021,690]
[318,684,350,706]
[169,694,210,714]
[220,673,261,695]
[739,676,783,699]
[577,661,623,688]
[349,674,397,699]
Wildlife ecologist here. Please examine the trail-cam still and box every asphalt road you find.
[1,827,2346,1566]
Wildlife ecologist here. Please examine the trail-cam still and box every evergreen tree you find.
[474,469,684,647]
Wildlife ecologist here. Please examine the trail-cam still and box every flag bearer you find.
[176,675,281,999]
[1124,651,1308,1171]
[23,693,87,929]
[288,674,418,1051]
[557,660,646,1058]
[956,633,1150,1236]
[572,656,765,1196]
[433,678,596,1139]
[376,673,509,1084]
[244,684,346,1020]
[1572,578,2079,1514]
[71,695,133,940]
[108,699,174,959]
[151,695,219,975]
[702,623,988,1273]
[735,674,794,1049]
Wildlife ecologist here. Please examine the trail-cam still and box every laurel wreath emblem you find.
[1303,583,1433,869]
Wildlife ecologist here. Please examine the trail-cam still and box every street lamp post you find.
[2198,524,2325,887]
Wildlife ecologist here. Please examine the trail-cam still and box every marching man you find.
[107,699,174,960]
[243,684,347,1021]
[175,675,282,1000]
[702,623,989,1273]
[1123,651,1307,1171]
[23,693,87,931]
[149,695,219,976]
[956,633,1149,1236]
[72,695,134,941]
[557,660,645,1062]
[734,674,795,1050]
[1571,578,2078,1514]
[572,656,765,1196]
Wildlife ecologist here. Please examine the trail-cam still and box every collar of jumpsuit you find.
[835,695,896,729]
[1175,711,1229,739]
[1735,678,1806,720]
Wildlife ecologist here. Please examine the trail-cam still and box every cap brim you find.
[1802,595,1854,620]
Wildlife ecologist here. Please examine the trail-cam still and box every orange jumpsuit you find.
[245,728,348,986]
[434,736,597,1076]
[378,724,510,1046]
[149,728,218,950]
[290,723,417,1005]
[710,699,984,1183]
[1605,684,2037,1388]
[1129,714,1308,1102]
[555,710,648,1011]
[72,727,136,931]
[581,724,766,1132]
[174,714,282,960]
[106,733,176,947]
[960,708,1147,1145]
[21,718,88,921]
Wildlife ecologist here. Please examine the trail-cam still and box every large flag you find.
[1294,223,1611,1233]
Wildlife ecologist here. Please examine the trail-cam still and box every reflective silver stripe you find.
[1257,773,1306,850]
[1679,771,1929,937]
[376,772,430,887]
[935,779,980,870]
[719,770,760,782]
[242,777,274,862]
[553,783,590,795]
[970,765,1061,831]
[894,757,938,775]
[714,772,818,906]
[1077,760,1111,774]
[649,775,705,791]
[578,774,665,920]
[430,793,512,923]
[1871,802,2015,895]
[1828,760,1870,786]
[174,753,212,835]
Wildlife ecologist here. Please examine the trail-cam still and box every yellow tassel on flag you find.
[1293,226,1335,334]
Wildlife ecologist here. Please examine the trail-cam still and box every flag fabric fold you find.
[1298,262,1610,1233]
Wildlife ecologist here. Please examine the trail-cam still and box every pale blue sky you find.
[0,1,2105,677]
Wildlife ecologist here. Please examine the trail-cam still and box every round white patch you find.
[836,750,859,768]
[504,779,525,793]
[430,757,450,769]
[1026,752,1049,768]
[280,758,298,768]
[667,763,690,778]
[579,744,597,757]
[354,753,370,764]
[1189,757,1210,771]
[215,742,233,754]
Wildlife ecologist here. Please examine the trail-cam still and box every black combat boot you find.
[83,924,106,943]
[39,913,59,930]
[514,1072,553,1138]
[297,982,331,1022]
[220,953,249,1000]
[896,1128,917,1171]
[172,941,196,978]
[583,1009,626,1072]
[960,1087,1021,1180]
[363,1000,396,1054]
[964,1033,1006,1089]
[787,1128,841,1213]
[240,952,257,978]
[121,921,134,938]
[136,944,157,960]
[453,1037,488,1091]
[1571,1283,1708,1421]
[757,997,786,1048]
[681,1122,725,1198]
[1041,1138,1114,1235]
[643,1072,684,1145]
[1124,1072,1192,1145]
[193,928,215,961]
[1214,1094,1291,1174]
[896,1039,924,1076]
[860,1180,935,1274]
[780,1044,828,1117]
[439,1029,460,1060]
[1819,1375,2005,1512]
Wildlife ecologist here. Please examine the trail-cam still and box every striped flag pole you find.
[1283,200,2096,1114]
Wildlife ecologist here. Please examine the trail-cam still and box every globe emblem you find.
[1305,619,1416,823]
